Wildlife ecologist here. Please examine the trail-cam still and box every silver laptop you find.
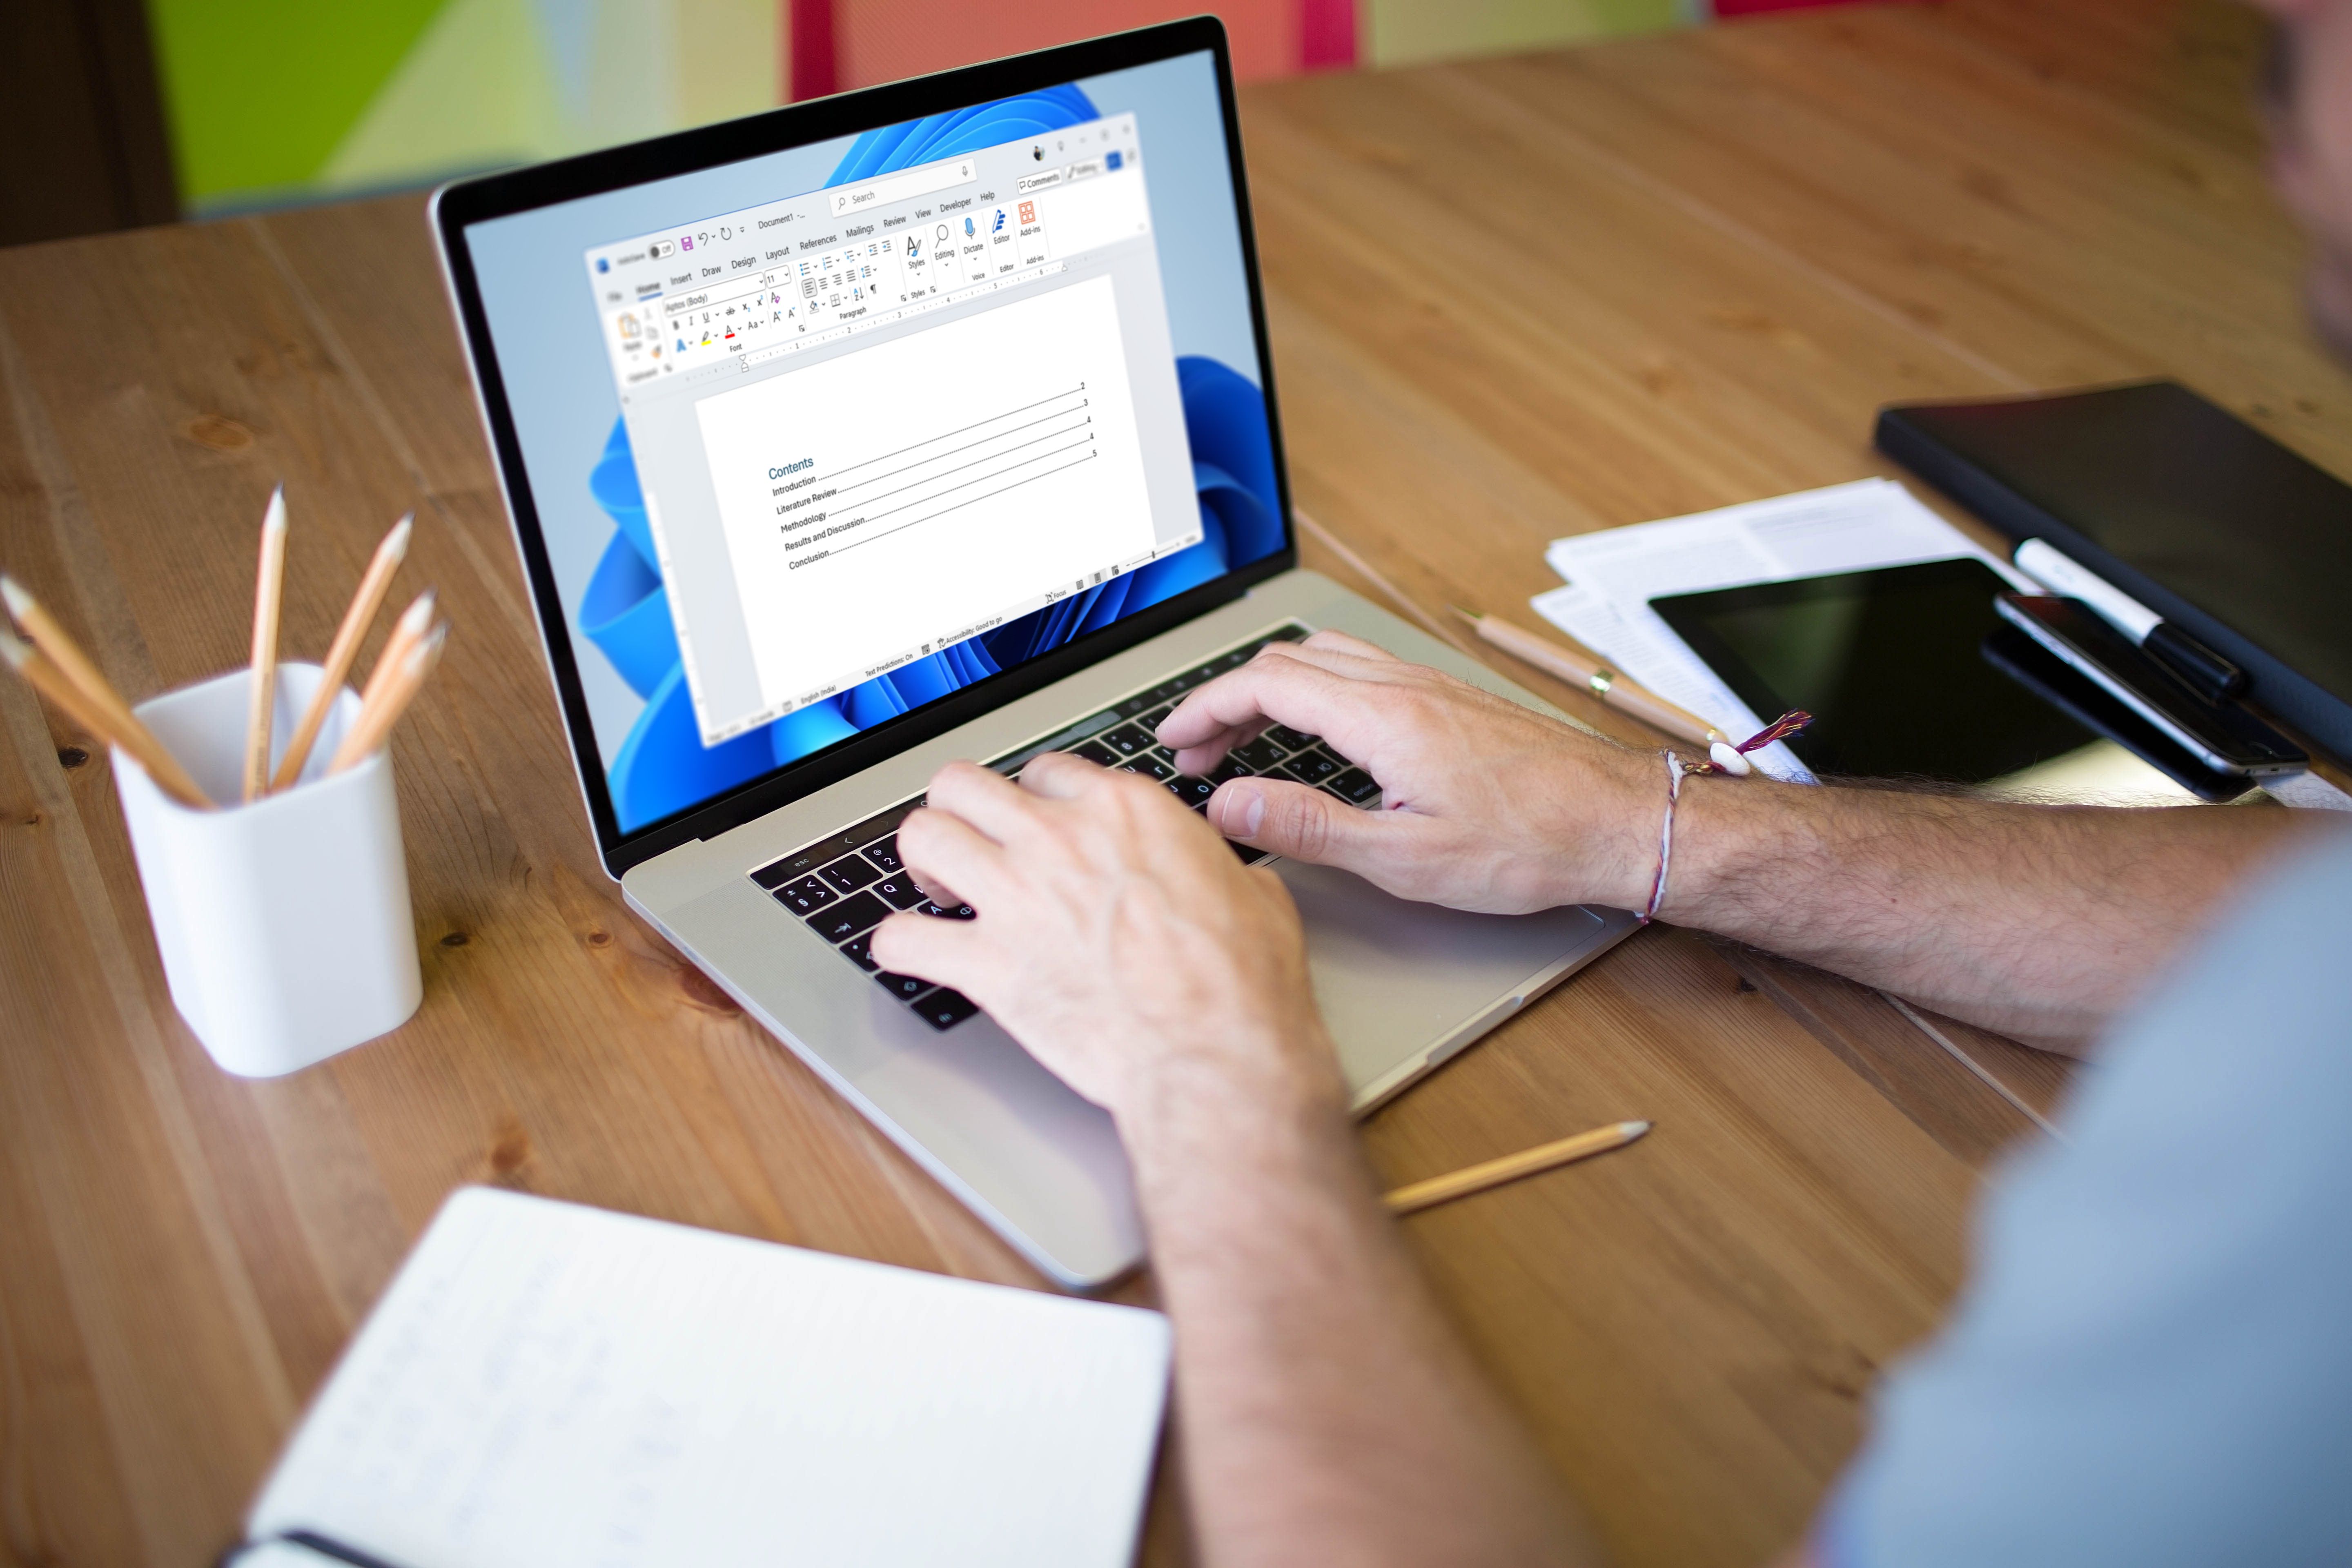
[432,18,1635,1287]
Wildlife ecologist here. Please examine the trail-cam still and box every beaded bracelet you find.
[1638,710,1811,926]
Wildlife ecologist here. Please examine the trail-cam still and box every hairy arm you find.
[871,756,1592,1567]
[1661,774,2298,1046]
[1159,631,2314,1050]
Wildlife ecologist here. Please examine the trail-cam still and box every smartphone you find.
[1993,595,2307,777]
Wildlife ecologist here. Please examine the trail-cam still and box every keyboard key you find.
[772,875,838,916]
[818,853,882,894]
[863,835,904,873]
[1167,775,1218,809]
[913,989,980,1030]
[808,891,889,944]
[1207,755,1256,785]
[1100,723,1154,758]
[873,873,927,909]
[1325,768,1382,806]
[1266,724,1319,751]
[752,836,851,889]
[1286,748,1343,785]
[1120,754,1176,782]
[1116,693,1157,719]
[1068,739,1118,767]
[875,971,933,1001]
[837,931,880,971]
[1232,735,1289,771]
[917,899,976,920]
[1183,662,1223,687]
[1140,702,1176,728]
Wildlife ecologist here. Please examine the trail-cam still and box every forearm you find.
[1657,776,2311,1047]
[1123,1057,1593,1568]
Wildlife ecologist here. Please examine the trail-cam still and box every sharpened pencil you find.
[1383,1120,1650,1216]
[0,624,213,808]
[271,514,411,793]
[1,574,212,808]
[360,589,435,716]
[329,619,446,774]
[244,487,289,802]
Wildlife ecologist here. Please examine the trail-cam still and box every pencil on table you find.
[270,514,412,793]
[0,574,213,808]
[1449,606,1723,751]
[0,624,214,808]
[1382,1120,1650,1216]
[243,487,289,802]
[329,620,447,774]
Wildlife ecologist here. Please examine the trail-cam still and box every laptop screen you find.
[451,42,1285,841]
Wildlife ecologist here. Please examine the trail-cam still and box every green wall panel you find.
[147,0,452,205]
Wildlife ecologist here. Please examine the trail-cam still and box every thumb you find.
[1211,775,1398,872]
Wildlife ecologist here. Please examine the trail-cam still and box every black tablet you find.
[1650,557,2100,784]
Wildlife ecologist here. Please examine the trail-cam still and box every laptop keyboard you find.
[748,622,1383,1030]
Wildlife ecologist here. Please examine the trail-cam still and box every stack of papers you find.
[1530,479,2026,781]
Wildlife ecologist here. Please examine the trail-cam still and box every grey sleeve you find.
[1823,830,2352,1568]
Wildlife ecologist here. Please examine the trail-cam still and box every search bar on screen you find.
[829,158,978,218]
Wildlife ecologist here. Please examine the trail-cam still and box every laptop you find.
[431,17,1637,1288]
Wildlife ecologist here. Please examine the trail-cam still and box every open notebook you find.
[228,1187,1172,1568]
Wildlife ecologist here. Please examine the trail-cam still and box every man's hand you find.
[1159,630,1659,915]
[868,752,1344,1124]
[869,745,1597,1568]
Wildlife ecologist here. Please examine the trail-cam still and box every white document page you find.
[690,274,1168,737]
[248,1187,1172,1568]
[1531,480,2028,781]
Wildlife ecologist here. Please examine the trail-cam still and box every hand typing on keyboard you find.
[1157,629,1664,916]
[867,753,1343,1121]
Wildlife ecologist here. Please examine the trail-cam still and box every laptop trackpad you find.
[1273,860,1609,1102]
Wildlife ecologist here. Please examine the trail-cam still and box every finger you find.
[1298,627,1404,664]
[869,907,980,987]
[1156,650,1399,765]
[922,758,1049,846]
[1209,775,1401,870]
[896,804,1014,911]
[1017,747,1117,800]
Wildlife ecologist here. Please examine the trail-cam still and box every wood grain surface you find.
[0,4,2330,1565]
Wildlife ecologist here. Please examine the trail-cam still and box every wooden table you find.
[2,3,2334,1564]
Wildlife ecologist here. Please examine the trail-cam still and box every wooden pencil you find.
[0,625,213,808]
[359,589,435,716]
[270,514,412,793]
[243,487,289,802]
[1450,606,1723,750]
[0,574,212,807]
[1383,1120,1650,1216]
[329,621,446,774]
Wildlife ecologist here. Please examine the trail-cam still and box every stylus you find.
[2012,539,2245,702]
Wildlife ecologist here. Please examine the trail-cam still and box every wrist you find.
[1116,1021,1351,1174]
[1537,742,1676,912]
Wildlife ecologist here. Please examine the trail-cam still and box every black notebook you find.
[1875,380,2352,760]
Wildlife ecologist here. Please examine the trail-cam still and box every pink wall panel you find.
[811,0,1335,97]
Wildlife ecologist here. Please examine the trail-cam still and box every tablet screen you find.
[1650,557,2095,783]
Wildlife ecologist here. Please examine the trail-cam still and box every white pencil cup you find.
[113,663,423,1077]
